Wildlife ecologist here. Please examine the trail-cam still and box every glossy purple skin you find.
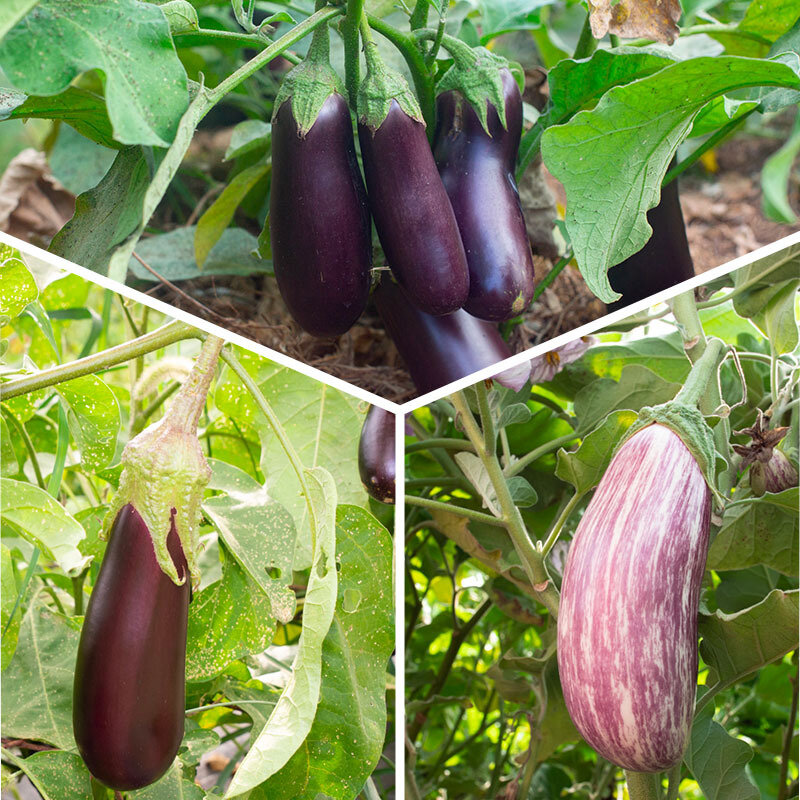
[359,405,396,504]
[434,70,535,322]
[358,101,469,316]
[73,504,189,791]
[558,425,711,772]
[606,166,694,312]
[373,276,514,396]
[271,94,372,337]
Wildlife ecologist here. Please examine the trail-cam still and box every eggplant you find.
[358,405,396,504]
[606,163,694,312]
[434,69,535,321]
[73,504,190,790]
[558,424,711,772]
[271,93,372,337]
[358,101,470,316]
[373,276,528,395]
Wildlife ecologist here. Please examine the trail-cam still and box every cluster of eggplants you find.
[270,92,372,338]
[558,423,711,772]
[373,276,530,395]
[358,405,396,504]
[73,505,190,790]
[433,69,535,321]
[606,161,694,312]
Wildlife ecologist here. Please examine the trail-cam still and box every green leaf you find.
[1,544,21,669]
[698,588,799,689]
[49,146,152,275]
[684,703,759,800]
[254,506,393,800]
[690,96,759,138]
[2,600,80,749]
[224,467,338,798]
[49,124,117,196]
[0,416,19,478]
[708,490,799,576]
[506,475,538,507]
[128,760,206,799]
[739,0,800,42]
[0,478,89,575]
[496,402,532,429]
[555,409,637,494]
[762,113,800,224]
[541,56,800,302]
[0,0,189,146]
[159,0,199,34]
[225,119,271,161]
[0,0,38,40]
[56,375,121,472]
[215,356,369,570]
[1,749,92,800]
[0,251,37,320]
[577,334,690,384]
[0,86,119,150]
[195,164,270,269]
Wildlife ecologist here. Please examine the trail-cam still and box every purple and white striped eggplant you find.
[557,423,711,773]
[752,449,799,495]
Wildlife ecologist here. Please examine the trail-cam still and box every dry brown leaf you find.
[518,160,559,260]
[588,0,681,44]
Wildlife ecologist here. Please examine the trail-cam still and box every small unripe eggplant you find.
[358,405,396,504]
[751,449,799,495]
[373,276,528,395]
[558,423,711,772]
[606,164,694,312]
[271,93,372,337]
[73,504,190,790]
[434,69,535,321]
[359,101,470,316]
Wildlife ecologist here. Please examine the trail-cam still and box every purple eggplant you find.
[434,69,535,321]
[358,405,396,504]
[73,504,190,790]
[373,276,527,395]
[358,101,470,316]
[606,163,694,312]
[271,93,372,337]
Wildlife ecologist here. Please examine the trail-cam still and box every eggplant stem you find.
[625,771,663,800]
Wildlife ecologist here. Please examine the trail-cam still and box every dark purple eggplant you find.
[374,276,528,395]
[358,101,470,316]
[606,162,694,312]
[434,69,535,321]
[73,504,189,791]
[359,405,396,504]
[271,93,372,337]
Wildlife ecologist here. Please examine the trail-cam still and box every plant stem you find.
[405,438,475,453]
[0,321,198,401]
[517,735,540,800]
[674,337,725,409]
[531,251,573,303]
[167,335,224,434]
[505,432,577,478]
[777,670,799,800]
[626,770,663,800]
[2,410,45,489]
[342,0,365,107]
[665,764,681,800]
[669,289,707,361]
[541,491,584,556]
[405,495,505,527]
[409,0,429,30]
[573,13,597,60]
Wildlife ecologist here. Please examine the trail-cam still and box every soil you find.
[2,132,798,403]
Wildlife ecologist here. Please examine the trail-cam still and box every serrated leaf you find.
[541,56,800,302]
[0,478,89,575]
[0,0,189,147]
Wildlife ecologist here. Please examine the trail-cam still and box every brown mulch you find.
[2,131,797,402]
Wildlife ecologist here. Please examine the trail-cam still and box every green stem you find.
[777,670,798,800]
[167,335,224,434]
[541,491,584,556]
[669,290,707,361]
[405,438,475,453]
[366,14,435,131]
[662,109,756,187]
[505,432,577,478]
[405,495,505,527]
[71,570,86,616]
[665,764,681,800]
[409,0,429,30]
[343,0,365,107]
[674,337,725,409]
[573,13,597,60]
[1,550,39,641]
[517,737,540,800]
[0,321,198,401]
[2,410,45,489]
[626,771,663,800]
[531,251,573,303]
[362,777,382,800]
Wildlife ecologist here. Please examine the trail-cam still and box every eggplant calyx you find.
[436,44,511,134]
[357,40,423,130]
[272,24,344,135]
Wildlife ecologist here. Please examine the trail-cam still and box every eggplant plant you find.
[0,246,394,799]
[405,244,800,800]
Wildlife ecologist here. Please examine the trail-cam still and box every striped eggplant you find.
[558,423,711,772]
[752,449,798,495]
[358,405,396,504]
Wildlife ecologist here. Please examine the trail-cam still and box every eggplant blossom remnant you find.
[530,336,595,383]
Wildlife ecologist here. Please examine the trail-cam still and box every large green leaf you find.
[0,478,89,575]
[224,467,338,798]
[2,599,80,749]
[1,749,92,800]
[254,506,393,800]
[0,0,38,40]
[0,0,189,147]
[541,56,800,302]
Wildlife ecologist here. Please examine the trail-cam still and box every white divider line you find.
[0,231,402,413]
[401,230,800,411]
[394,408,406,800]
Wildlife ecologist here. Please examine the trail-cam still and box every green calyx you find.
[357,40,424,130]
[437,42,512,134]
[272,22,345,136]
[101,336,223,588]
